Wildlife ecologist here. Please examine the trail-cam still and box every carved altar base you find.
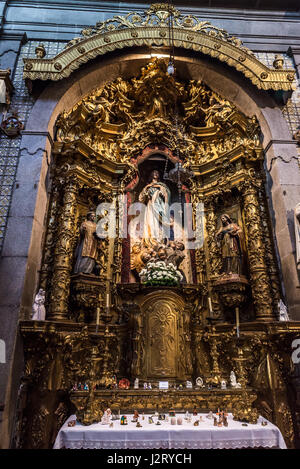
[70,388,259,425]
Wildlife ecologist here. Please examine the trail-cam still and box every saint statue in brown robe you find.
[74,211,100,274]
[216,213,243,275]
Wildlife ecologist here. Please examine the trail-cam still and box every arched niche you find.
[11,50,300,324]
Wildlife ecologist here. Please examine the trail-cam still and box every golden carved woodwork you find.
[53,59,265,170]
[70,388,258,426]
[18,320,300,446]
[17,58,300,449]
[22,4,296,91]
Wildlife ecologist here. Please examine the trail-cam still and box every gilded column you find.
[205,197,222,281]
[48,176,79,321]
[258,187,281,313]
[241,181,276,321]
[40,183,61,294]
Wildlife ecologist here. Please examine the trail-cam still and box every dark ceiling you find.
[100,1,300,12]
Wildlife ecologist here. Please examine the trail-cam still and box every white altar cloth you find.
[53,414,287,449]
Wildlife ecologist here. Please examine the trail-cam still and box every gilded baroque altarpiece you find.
[16,4,300,449]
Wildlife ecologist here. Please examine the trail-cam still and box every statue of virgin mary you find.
[138,170,171,248]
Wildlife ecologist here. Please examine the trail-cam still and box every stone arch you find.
[16,49,300,320]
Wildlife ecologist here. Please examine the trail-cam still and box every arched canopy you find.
[23,3,296,91]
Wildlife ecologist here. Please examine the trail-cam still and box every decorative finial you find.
[273,54,284,70]
[35,44,46,59]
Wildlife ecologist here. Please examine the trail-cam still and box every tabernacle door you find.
[141,291,184,381]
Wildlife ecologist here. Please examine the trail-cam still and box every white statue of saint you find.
[221,380,227,390]
[32,288,46,321]
[295,203,300,271]
[134,378,139,389]
[278,299,289,321]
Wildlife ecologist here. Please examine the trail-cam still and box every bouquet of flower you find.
[139,261,183,287]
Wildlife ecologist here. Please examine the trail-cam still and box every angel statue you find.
[138,170,172,248]
[216,213,243,275]
[32,288,46,321]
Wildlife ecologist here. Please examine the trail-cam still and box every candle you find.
[235,307,240,338]
[106,292,110,309]
[96,307,100,326]
[208,297,213,316]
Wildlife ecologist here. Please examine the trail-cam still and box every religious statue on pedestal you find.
[74,211,100,275]
[138,169,171,248]
[216,214,243,276]
[129,167,192,283]
[32,288,46,320]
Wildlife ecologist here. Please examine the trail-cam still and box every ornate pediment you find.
[23,3,295,91]
[55,58,261,170]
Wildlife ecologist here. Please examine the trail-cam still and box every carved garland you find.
[23,4,295,91]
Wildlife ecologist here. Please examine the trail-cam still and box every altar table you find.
[53,414,287,449]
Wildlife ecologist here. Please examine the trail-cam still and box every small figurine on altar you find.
[132,410,139,422]
[213,417,218,426]
[195,377,204,388]
[193,407,198,416]
[148,382,152,390]
[68,420,76,427]
[72,383,78,391]
[186,380,193,389]
[120,416,128,425]
[136,421,142,428]
[148,416,154,424]
[217,409,223,427]
[169,409,176,417]
[112,375,118,389]
[101,408,112,425]
[144,382,148,389]
[230,371,241,388]
[134,378,139,389]
[118,378,130,389]
[194,420,199,426]
[220,380,227,390]
[84,383,89,391]
[206,411,214,419]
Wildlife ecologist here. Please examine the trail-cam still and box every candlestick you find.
[106,292,110,309]
[235,306,240,338]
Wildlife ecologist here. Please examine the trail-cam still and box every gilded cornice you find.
[23,3,296,91]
